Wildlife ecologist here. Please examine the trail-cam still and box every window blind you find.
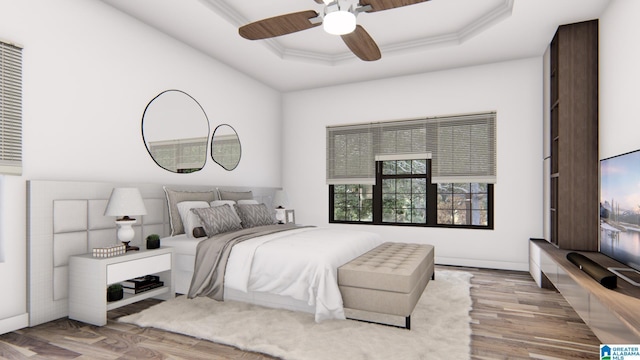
[326,112,496,185]
[427,112,496,183]
[0,40,22,175]
[148,137,207,173]
[326,123,375,184]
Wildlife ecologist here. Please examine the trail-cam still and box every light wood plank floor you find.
[0,266,601,359]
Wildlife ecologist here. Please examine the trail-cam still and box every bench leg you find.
[405,316,411,330]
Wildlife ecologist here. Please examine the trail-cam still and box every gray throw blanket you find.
[188,223,312,300]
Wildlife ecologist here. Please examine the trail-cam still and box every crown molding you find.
[199,0,513,65]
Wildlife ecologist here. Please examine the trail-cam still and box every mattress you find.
[162,227,383,321]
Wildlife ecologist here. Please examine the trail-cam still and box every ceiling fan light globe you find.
[323,11,356,35]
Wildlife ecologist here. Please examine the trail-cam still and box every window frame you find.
[329,159,494,229]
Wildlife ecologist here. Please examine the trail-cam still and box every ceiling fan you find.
[238,0,431,62]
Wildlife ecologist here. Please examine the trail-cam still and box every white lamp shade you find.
[104,187,148,219]
[273,190,289,209]
[323,10,356,35]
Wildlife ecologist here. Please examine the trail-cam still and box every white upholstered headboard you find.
[26,180,277,326]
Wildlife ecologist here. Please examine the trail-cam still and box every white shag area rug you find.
[119,270,472,360]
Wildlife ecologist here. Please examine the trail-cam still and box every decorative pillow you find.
[235,203,276,228]
[218,189,253,202]
[163,187,217,236]
[192,227,207,238]
[176,201,210,238]
[210,200,238,215]
[191,204,243,236]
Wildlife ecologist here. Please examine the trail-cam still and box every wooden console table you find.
[529,239,640,343]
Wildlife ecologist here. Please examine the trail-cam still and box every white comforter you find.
[224,227,383,322]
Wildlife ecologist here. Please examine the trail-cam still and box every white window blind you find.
[148,137,207,173]
[326,123,375,184]
[0,40,22,175]
[428,112,496,183]
[326,112,496,185]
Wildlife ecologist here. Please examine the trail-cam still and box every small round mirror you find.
[141,90,209,173]
[211,124,241,171]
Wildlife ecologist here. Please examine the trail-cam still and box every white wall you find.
[0,0,281,333]
[283,58,544,271]
[600,0,640,159]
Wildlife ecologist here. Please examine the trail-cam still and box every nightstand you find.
[68,247,174,326]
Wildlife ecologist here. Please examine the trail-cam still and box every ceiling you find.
[99,0,610,92]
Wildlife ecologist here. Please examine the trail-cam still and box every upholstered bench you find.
[338,242,434,329]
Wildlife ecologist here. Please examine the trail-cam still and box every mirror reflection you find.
[142,90,209,173]
[211,124,241,171]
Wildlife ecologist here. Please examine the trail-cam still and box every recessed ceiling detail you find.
[199,0,514,65]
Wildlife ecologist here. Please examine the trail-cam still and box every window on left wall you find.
[0,39,23,176]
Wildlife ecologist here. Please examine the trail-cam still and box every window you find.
[436,183,491,226]
[327,112,496,229]
[0,39,23,175]
[330,159,493,229]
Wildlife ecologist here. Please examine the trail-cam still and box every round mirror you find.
[211,124,241,171]
[142,90,210,173]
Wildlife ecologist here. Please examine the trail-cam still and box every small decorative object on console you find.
[106,283,123,302]
[146,234,160,249]
[92,244,126,258]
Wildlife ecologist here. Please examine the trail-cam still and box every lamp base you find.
[115,219,138,251]
[121,241,139,252]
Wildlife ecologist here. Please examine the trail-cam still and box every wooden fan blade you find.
[341,25,381,61]
[239,10,320,40]
[360,0,430,13]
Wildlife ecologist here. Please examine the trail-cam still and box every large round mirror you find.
[211,124,241,171]
[142,90,210,173]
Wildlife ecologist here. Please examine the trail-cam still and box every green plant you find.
[107,283,123,302]
[146,234,160,241]
[108,283,122,292]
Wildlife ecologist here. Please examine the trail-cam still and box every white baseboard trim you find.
[0,313,28,335]
[437,256,529,272]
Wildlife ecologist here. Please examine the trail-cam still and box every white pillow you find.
[237,199,259,205]
[177,201,210,238]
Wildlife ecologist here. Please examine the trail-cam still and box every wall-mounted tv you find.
[600,148,640,285]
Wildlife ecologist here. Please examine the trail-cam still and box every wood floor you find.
[0,266,601,359]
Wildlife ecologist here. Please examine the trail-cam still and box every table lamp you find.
[273,189,289,224]
[104,187,148,251]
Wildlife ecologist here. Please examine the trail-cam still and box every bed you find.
[25,180,382,326]
[162,188,383,322]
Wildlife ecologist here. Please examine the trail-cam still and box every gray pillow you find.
[218,190,253,202]
[235,203,276,228]
[191,204,243,236]
[164,187,217,236]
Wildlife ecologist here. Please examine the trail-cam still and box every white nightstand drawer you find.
[107,252,171,284]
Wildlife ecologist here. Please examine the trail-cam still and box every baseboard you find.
[0,313,28,335]
[437,256,529,272]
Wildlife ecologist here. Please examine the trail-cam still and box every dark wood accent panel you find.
[550,20,599,251]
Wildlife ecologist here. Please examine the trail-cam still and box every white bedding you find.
[164,227,383,322]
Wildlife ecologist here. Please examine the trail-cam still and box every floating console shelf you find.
[530,239,640,343]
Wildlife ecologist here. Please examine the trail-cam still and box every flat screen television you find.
[600,148,640,285]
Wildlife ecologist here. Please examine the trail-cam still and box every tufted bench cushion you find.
[338,242,434,329]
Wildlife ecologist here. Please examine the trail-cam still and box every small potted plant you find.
[146,234,160,249]
[107,283,123,302]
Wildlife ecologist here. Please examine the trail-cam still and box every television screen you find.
[600,148,640,279]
